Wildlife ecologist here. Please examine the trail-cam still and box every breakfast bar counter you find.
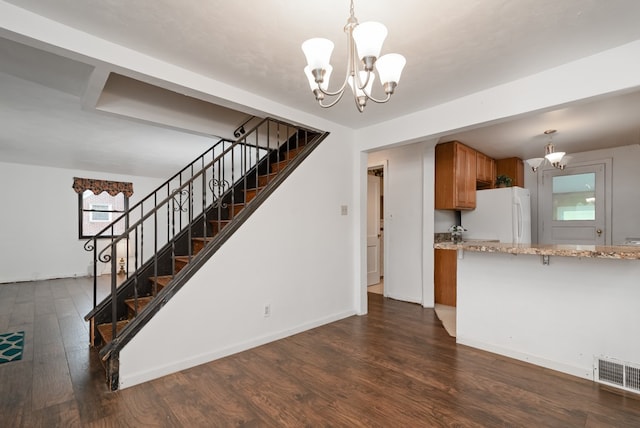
[433,240,640,385]
[433,241,640,260]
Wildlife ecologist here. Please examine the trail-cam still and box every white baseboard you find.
[456,336,594,381]
[119,309,357,389]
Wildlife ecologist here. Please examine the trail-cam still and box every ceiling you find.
[2,0,640,176]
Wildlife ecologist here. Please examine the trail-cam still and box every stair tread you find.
[96,319,129,343]
[284,146,304,159]
[174,255,193,261]
[244,186,266,194]
[148,275,173,288]
[149,274,173,280]
[124,296,154,314]
[270,159,289,173]
[191,237,215,242]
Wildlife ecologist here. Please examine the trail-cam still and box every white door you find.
[540,163,606,244]
[367,174,381,285]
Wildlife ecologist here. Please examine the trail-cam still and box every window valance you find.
[72,177,134,197]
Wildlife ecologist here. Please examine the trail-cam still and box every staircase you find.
[84,118,328,390]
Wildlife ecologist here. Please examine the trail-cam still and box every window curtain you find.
[72,177,134,197]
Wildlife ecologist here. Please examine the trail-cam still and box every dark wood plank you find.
[1,277,640,426]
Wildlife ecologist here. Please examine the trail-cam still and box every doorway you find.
[539,160,611,244]
[367,166,384,294]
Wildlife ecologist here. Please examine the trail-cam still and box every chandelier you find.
[301,0,406,112]
[525,130,570,172]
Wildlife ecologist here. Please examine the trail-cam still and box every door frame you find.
[367,162,388,295]
[536,157,612,245]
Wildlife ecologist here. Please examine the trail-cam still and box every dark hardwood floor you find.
[1,276,640,426]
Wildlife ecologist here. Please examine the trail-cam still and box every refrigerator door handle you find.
[514,198,523,242]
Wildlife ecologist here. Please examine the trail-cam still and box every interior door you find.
[367,174,381,285]
[541,163,606,244]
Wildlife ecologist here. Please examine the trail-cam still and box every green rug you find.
[0,331,24,364]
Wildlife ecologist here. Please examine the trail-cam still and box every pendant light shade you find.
[376,53,406,85]
[348,71,376,97]
[352,21,387,60]
[301,38,334,71]
[545,150,565,164]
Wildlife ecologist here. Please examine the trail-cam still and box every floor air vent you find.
[595,356,640,394]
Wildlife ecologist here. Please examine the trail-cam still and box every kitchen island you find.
[433,241,640,385]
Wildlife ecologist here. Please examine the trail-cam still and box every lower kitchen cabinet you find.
[434,249,456,307]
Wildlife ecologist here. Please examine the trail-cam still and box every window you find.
[551,172,596,221]
[73,177,133,239]
[89,203,113,222]
[79,191,128,238]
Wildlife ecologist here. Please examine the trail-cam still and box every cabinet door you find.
[434,249,456,307]
[496,157,524,187]
[476,152,495,188]
[455,144,477,209]
[435,141,476,210]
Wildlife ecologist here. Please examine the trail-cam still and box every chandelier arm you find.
[302,0,403,112]
[317,89,347,108]
[315,19,357,98]
[315,78,349,97]
[363,91,392,104]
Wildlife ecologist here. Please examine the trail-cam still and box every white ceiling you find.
[2,0,640,176]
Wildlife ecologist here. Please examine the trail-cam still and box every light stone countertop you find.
[433,241,640,260]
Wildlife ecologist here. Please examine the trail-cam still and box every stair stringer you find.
[116,131,357,389]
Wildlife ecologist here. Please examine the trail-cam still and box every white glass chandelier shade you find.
[545,150,565,164]
[559,155,572,168]
[525,130,569,172]
[348,71,375,97]
[352,21,387,60]
[376,53,406,85]
[525,158,545,171]
[301,0,405,112]
[301,38,334,70]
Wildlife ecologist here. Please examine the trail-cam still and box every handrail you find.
[233,115,255,138]
[94,133,268,264]
[84,117,316,349]
[84,115,272,252]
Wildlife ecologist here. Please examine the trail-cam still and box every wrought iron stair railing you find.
[83,117,327,390]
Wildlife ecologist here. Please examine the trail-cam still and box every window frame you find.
[78,191,129,239]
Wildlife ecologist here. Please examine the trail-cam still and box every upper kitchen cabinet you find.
[496,157,525,188]
[435,141,477,210]
[476,151,495,190]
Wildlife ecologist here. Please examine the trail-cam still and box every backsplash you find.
[434,233,452,243]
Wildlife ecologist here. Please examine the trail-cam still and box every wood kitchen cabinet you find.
[476,151,495,190]
[496,157,525,187]
[434,249,456,307]
[435,141,477,210]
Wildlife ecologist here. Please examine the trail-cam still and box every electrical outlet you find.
[263,304,271,318]
[341,205,348,216]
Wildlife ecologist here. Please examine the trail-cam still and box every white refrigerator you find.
[461,187,531,244]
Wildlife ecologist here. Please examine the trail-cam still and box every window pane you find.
[90,203,112,222]
[552,173,596,221]
[81,190,126,237]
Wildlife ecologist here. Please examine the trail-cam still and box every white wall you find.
[119,129,356,388]
[0,161,163,283]
[457,251,640,380]
[528,144,640,245]
[354,41,640,319]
